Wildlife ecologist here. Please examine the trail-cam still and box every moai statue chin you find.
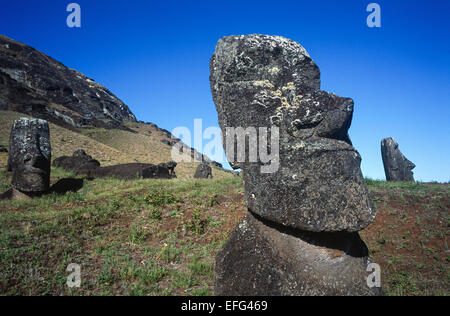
[7,118,51,195]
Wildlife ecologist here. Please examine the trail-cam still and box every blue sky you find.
[1,0,449,182]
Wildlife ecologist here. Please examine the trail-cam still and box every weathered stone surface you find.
[79,163,174,180]
[157,161,178,178]
[7,118,51,193]
[215,212,382,296]
[194,163,213,179]
[211,34,320,95]
[210,35,375,232]
[53,150,101,173]
[381,138,415,182]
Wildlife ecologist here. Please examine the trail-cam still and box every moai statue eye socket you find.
[7,118,51,194]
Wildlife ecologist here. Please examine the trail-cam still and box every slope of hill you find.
[0,35,135,129]
[0,159,447,296]
[0,110,233,179]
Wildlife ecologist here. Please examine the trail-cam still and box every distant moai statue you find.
[381,137,415,182]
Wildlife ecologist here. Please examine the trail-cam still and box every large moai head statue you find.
[7,118,51,194]
[210,35,376,232]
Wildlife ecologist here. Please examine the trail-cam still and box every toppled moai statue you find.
[210,35,381,296]
[194,163,213,179]
[6,118,51,195]
[381,138,415,182]
[142,163,175,179]
[80,163,175,180]
[53,149,101,174]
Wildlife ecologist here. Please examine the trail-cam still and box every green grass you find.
[362,178,449,296]
[0,166,244,296]
[0,163,448,296]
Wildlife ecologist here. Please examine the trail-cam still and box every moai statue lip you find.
[210,35,376,232]
[8,118,51,194]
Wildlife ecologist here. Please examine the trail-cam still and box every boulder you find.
[142,164,173,179]
[194,163,213,179]
[0,144,7,153]
[381,138,415,182]
[7,118,51,194]
[215,212,382,296]
[73,149,87,157]
[210,35,375,232]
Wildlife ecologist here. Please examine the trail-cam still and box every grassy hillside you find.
[0,110,232,179]
[0,110,448,296]
[0,153,245,296]
[0,152,448,295]
[361,180,449,296]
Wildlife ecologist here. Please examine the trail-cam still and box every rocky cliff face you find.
[0,35,136,129]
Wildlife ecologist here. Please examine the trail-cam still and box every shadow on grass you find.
[49,178,84,195]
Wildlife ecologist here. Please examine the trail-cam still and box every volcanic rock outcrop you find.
[210,35,381,296]
[7,117,51,195]
[0,35,136,129]
[194,163,213,179]
[381,137,415,182]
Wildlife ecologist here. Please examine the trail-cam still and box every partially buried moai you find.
[210,35,382,295]
[7,118,51,195]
